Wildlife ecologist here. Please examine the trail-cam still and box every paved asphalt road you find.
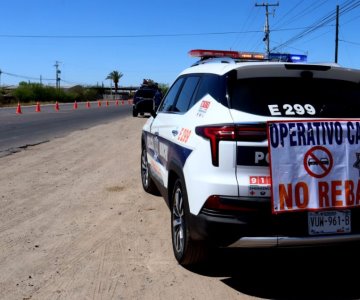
[0,101,135,157]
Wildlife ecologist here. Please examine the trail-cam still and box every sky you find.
[0,0,359,88]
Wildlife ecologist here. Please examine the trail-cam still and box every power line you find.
[340,39,360,46]
[0,25,335,46]
[271,0,360,52]
[0,31,262,38]
[0,27,317,39]
[61,79,92,86]
[272,0,304,28]
[272,11,336,51]
[1,68,99,86]
[342,13,360,25]
[271,40,308,53]
[1,70,54,81]
[231,5,257,50]
[335,5,340,63]
[273,0,328,30]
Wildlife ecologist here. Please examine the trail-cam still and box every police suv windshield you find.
[229,77,360,118]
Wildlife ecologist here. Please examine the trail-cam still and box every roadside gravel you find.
[0,116,245,300]
[1,115,358,300]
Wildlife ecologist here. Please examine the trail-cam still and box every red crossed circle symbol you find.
[303,146,333,178]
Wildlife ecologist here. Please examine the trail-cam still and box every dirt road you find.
[0,116,242,300]
[1,115,360,300]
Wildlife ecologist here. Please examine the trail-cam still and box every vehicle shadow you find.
[188,244,360,300]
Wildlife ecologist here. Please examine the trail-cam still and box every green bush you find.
[1,82,102,106]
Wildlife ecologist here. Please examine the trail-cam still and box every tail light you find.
[195,123,267,166]
[203,195,258,212]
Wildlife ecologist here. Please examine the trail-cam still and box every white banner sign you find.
[268,120,360,214]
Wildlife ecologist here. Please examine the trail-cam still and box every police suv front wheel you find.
[171,178,207,266]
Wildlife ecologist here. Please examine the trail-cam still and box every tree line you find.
[0,70,169,107]
[0,82,105,106]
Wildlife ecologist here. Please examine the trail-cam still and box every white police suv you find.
[140,49,360,266]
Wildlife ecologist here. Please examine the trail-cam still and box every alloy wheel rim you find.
[141,148,149,187]
[172,186,185,254]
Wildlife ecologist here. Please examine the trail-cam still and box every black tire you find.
[141,144,160,195]
[132,108,138,117]
[171,178,207,266]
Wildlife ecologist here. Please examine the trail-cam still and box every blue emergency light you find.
[269,53,307,63]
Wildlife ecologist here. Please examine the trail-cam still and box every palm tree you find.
[106,71,123,94]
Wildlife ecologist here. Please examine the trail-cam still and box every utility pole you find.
[335,5,339,63]
[0,69,2,87]
[54,61,61,90]
[255,1,279,56]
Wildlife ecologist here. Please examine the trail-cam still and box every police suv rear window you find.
[229,77,360,117]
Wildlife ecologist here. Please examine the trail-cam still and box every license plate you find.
[308,210,351,235]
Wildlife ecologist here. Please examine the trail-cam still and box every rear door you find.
[147,77,184,189]
[148,75,202,190]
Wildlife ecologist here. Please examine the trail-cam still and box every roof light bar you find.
[189,49,266,61]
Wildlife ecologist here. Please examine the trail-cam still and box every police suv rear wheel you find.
[171,178,206,266]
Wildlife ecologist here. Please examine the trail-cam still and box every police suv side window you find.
[173,76,201,113]
[190,74,227,107]
[158,78,184,112]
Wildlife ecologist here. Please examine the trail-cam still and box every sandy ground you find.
[0,116,251,300]
[2,115,360,300]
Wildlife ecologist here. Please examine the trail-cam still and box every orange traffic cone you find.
[86,101,91,108]
[106,100,109,107]
[55,101,60,111]
[115,99,119,106]
[98,100,102,107]
[73,101,78,109]
[35,102,41,112]
[121,100,124,105]
[16,102,22,114]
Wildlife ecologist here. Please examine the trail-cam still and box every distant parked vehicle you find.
[132,81,163,117]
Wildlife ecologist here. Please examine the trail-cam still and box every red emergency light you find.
[189,49,265,60]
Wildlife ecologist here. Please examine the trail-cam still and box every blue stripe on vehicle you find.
[145,131,192,170]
